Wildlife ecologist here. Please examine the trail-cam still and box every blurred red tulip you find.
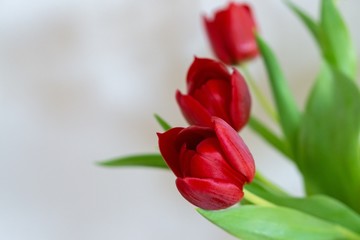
[204,2,258,65]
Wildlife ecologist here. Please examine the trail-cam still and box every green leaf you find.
[285,0,357,79]
[154,114,171,131]
[256,35,301,156]
[248,116,293,159]
[198,205,359,240]
[319,0,357,79]
[285,0,320,42]
[297,63,360,213]
[98,154,169,169]
[245,179,360,235]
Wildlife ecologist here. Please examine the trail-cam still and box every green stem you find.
[243,189,275,207]
[248,116,293,160]
[254,171,289,196]
[239,64,278,123]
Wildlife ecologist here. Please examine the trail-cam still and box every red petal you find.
[176,177,243,210]
[186,57,230,94]
[196,137,223,157]
[213,6,236,63]
[176,90,212,128]
[227,3,258,60]
[189,138,246,185]
[229,69,251,131]
[203,15,232,64]
[157,127,184,177]
[213,117,255,182]
[175,124,214,150]
[179,145,196,177]
[192,79,232,124]
[242,4,257,31]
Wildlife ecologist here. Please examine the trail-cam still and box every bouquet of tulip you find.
[100,0,360,239]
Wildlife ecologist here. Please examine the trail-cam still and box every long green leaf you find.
[98,154,169,169]
[245,180,360,235]
[298,63,360,213]
[285,0,357,79]
[198,205,360,240]
[154,114,171,131]
[319,0,357,79]
[256,35,301,156]
[284,0,319,42]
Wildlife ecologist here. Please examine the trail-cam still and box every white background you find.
[1,0,359,239]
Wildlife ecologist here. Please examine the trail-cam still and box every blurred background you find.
[1,0,359,239]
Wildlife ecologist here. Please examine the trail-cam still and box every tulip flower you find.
[157,117,255,210]
[203,2,258,65]
[176,57,251,131]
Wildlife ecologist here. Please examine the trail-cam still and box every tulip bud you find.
[157,117,255,210]
[176,57,251,131]
[204,2,258,65]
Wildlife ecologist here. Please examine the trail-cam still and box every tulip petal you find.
[190,138,247,185]
[212,5,237,63]
[242,4,257,30]
[186,57,230,94]
[227,3,258,60]
[176,90,213,128]
[178,145,196,177]
[213,117,255,182]
[157,127,184,177]
[192,79,232,124]
[230,69,251,131]
[193,138,233,182]
[175,124,214,150]
[203,15,232,64]
[196,137,223,157]
[176,177,243,210]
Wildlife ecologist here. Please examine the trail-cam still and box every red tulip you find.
[204,2,258,65]
[157,117,255,210]
[176,57,251,131]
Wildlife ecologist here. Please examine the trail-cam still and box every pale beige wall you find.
[1,0,359,239]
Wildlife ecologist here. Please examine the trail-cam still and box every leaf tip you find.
[96,161,111,167]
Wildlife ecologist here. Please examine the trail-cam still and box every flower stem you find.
[238,64,278,123]
[248,116,294,160]
[243,189,275,207]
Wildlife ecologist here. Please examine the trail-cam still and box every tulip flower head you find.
[177,57,251,132]
[157,117,255,210]
[204,2,258,65]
